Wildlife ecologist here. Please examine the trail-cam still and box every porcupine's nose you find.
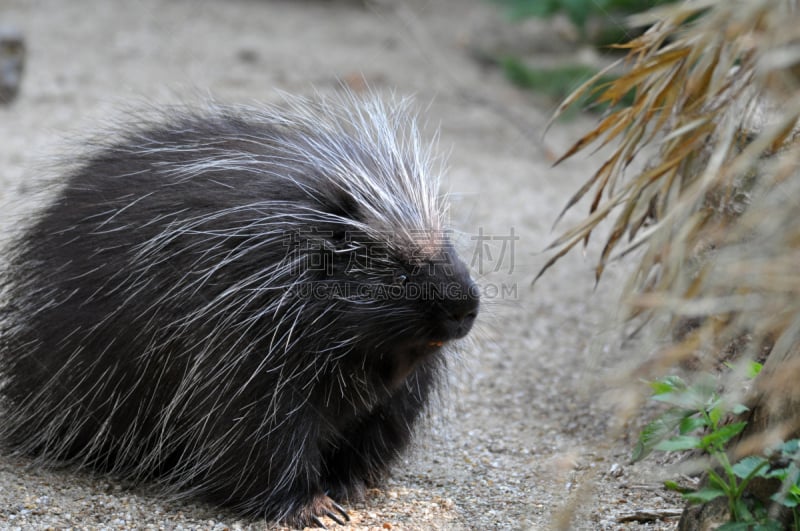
[441,278,480,340]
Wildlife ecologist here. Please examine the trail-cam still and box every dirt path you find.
[0,1,682,529]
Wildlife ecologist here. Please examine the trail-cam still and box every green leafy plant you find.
[634,368,800,529]
[762,440,800,529]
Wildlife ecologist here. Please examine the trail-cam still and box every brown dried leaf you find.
[546,59,623,132]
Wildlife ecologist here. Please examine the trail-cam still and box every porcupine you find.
[0,93,479,527]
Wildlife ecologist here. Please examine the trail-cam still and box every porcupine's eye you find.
[393,272,408,286]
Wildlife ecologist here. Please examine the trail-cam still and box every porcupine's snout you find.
[429,279,479,342]
[418,249,480,344]
[442,283,479,340]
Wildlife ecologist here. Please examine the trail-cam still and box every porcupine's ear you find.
[323,189,366,244]
[332,191,362,223]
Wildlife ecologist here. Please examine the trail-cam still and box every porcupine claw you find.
[306,494,350,528]
[319,493,350,525]
[328,500,351,524]
[311,515,329,529]
[324,510,347,526]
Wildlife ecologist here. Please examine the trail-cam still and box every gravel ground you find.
[0,1,684,529]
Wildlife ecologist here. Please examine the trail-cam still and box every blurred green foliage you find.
[501,57,634,113]
[493,0,678,33]
[490,1,670,113]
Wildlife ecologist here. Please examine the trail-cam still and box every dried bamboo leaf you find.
[553,110,628,166]
[591,108,635,154]
[659,117,711,145]
[553,151,621,228]
[627,0,719,28]
[683,42,722,107]
[541,0,800,393]
[545,198,622,251]
[627,182,663,242]
[595,185,650,279]
[533,240,587,286]
[545,59,624,133]
[595,47,692,105]
[638,67,684,145]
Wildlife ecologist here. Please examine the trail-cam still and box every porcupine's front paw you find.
[289,493,351,529]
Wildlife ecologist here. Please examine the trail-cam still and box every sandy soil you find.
[0,1,683,529]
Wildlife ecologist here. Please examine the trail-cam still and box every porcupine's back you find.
[0,95,478,522]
